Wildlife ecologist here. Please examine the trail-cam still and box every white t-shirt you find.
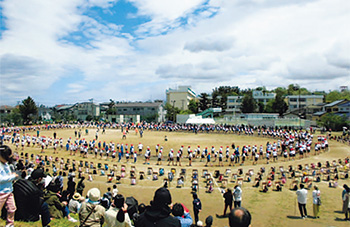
[312,190,320,204]
[296,188,308,204]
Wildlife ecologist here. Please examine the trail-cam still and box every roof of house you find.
[313,111,326,116]
[338,100,350,107]
[0,105,14,110]
[115,102,162,108]
[324,99,346,107]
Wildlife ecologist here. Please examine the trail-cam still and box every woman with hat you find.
[105,194,132,227]
[79,188,105,227]
[68,192,83,214]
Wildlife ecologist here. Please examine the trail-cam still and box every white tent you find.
[185,116,215,124]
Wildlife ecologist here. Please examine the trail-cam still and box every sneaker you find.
[68,217,78,222]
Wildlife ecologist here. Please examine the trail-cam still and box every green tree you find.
[212,86,240,110]
[240,92,256,113]
[19,96,38,124]
[319,113,349,131]
[272,93,289,117]
[164,103,180,122]
[86,115,93,121]
[273,87,287,97]
[3,108,23,125]
[265,100,274,113]
[326,90,350,102]
[188,99,199,114]
[106,99,117,115]
[198,93,210,111]
[257,102,265,113]
[287,84,310,95]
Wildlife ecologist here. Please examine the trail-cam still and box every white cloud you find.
[0,0,349,106]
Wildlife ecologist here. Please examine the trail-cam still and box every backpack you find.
[13,179,42,222]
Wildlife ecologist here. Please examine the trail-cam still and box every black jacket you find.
[135,205,181,227]
[13,178,43,222]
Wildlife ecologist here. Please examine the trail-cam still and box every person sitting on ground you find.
[172,203,193,227]
[228,207,252,227]
[13,168,51,227]
[79,188,106,227]
[134,187,181,227]
[68,192,83,214]
[105,194,132,227]
[44,181,77,222]
[252,179,260,188]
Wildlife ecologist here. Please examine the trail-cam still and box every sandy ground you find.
[2,127,350,227]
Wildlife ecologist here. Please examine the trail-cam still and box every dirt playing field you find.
[1,127,350,227]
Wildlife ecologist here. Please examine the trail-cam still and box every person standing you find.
[343,185,350,221]
[76,177,85,196]
[67,176,76,200]
[0,145,18,227]
[296,184,308,219]
[223,188,233,216]
[233,185,242,208]
[192,193,202,224]
[343,184,350,214]
[312,185,321,218]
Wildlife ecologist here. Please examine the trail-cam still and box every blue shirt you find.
[0,162,16,193]
[175,212,193,227]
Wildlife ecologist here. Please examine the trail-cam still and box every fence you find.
[215,117,316,128]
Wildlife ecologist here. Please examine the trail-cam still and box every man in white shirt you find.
[233,185,242,208]
[296,184,308,218]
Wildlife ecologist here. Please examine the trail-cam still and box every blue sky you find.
[0,0,349,106]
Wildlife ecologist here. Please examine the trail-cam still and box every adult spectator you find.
[76,176,86,196]
[79,188,105,227]
[205,215,213,227]
[192,193,202,224]
[233,185,242,208]
[0,145,18,227]
[296,184,308,218]
[67,176,76,200]
[172,203,192,227]
[135,187,180,227]
[343,184,349,214]
[69,193,82,214]
[223,188,233,216]
[44,181,77,222]
[105,194,132,227]
[312,185,321,218]
[13,168,51,227]
[343,185,350,221]
[228,207,252,227]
